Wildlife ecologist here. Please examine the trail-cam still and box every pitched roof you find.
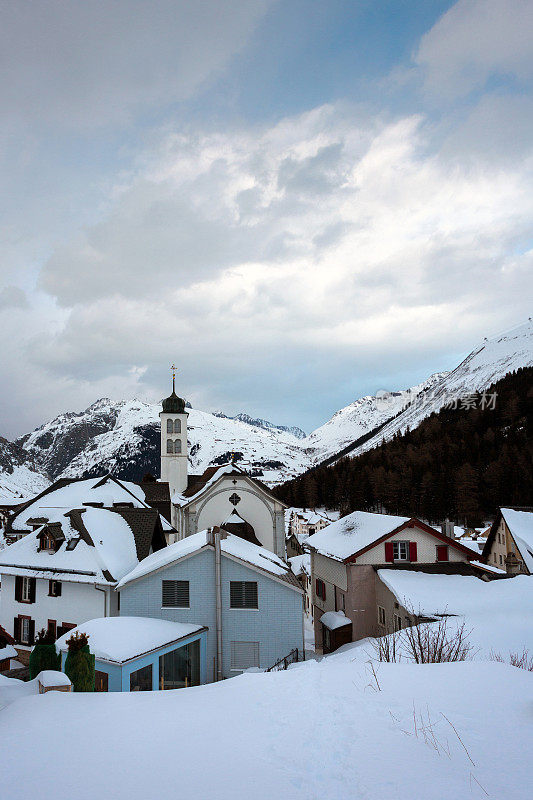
[306,510,478,562]
[117,529,302,592]
[0,506,166,584]
[175,463,286,508]
[483,508,533,574]
[6,474,156,534]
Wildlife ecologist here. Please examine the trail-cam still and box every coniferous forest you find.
[274,367,533,526]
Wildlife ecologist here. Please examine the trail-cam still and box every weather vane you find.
[171,363,178,393]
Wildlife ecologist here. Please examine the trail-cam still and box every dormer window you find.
[40,533,55,552]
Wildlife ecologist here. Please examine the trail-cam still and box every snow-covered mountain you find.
[17,399,311,486]
[336,320,533,464]
[5,320,533,491]
[0,437,49,504]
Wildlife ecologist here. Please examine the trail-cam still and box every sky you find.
[1,0,532,439]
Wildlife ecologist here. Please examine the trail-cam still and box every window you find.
[22,577,31,602]
[315,578,326,602]
[229,493,241,506]
[394,614,402,632]
[393,541,409,561]
[95,670,109,692]
[230,581,258,609]
[231,641,260,670]
[130,664,153,692]
[166,439,174,454]
[47,620,57,638]
[174,439,182,454]
[40,534,54,552]
[378,606,386,626]
[174,419,181,434]
[499,554,503,565]
[15,576,36,603]
[337,591,345,612]
[21,617,30,643]
[159,641,200,689]
[48,580,62,597]
[162,580,190,608]
[14,615,35,645]
[308,528,315,535]
[166,419,173,433]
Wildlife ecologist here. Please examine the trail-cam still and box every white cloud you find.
[415,0,533,98]
[26,101,532,433]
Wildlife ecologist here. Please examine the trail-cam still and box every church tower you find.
[160,368,188,496]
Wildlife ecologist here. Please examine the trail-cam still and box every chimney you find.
[441,519,455,539]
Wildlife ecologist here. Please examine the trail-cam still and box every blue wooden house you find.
[116,528,304,681]
[56,617,208,691]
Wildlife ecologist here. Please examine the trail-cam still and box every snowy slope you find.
[10,320,533,487]
[304,371,448,462]
[337,319,533,463]
[1,658,532,800]
[0,437,49,504]
[19,399,310,485]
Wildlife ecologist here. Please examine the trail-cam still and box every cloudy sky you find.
[1,0,532,439]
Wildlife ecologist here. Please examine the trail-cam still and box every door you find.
[95,670,108,692]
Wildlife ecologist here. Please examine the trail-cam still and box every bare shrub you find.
[401,617,475,664]
[373,629,400,663]
[491,648,533,671]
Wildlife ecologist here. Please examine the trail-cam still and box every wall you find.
[160,411,188,496]
[0,573,109,643]
[119,548,303,680]
[355,527,468,565]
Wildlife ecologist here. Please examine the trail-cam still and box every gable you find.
[348,522,475,564]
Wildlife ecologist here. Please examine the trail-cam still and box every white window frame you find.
[22,577,31,602]
[392,541,409,561]
[21,617,30,643]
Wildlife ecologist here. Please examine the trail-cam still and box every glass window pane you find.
[174,439,182,453]
[166,439,173,454]
[159,641,200,690]
[174,419,181,433]
[167,419,173,433]
[130,663,153,692]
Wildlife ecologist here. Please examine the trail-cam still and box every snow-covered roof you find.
[9,475,155,533]
[306,510,411,561]
[377,569,533,654]
[0,507,141,584]
[0,645,17,660]
[173,464,246,506]
[501,508,533,573]
[288,554,311,577]
[320,611,351,630]
[55,617,205,664]
[117,529,300,589]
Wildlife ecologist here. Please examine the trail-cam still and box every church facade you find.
[159,382,287,560]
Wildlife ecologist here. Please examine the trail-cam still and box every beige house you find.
[306,510,479,651]
[482,508,533,575]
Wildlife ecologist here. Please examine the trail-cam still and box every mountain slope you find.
[0,437,50,503]
[314,320,533,467]
[18,399,311,485]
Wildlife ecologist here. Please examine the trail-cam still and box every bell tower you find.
[160,365,188,496]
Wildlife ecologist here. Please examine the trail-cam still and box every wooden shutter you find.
[321,581,326,601]
[384,542,394,562]
[13,617,21,643]
[28,620,35,645]
[436,545,449,562]
[14,576,23,602]
[28,578,36,603]
[409,542,418,562]
[162,580,189,607]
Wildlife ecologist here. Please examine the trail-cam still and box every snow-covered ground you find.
[0,656,531,799]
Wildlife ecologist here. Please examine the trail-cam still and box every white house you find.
[0,504,167,650]
[158,382,287,559]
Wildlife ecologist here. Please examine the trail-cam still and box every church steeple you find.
[160,365,188,496]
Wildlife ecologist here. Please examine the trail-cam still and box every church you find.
[156,378,287,560]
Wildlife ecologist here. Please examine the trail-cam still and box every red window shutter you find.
[385,542,394,562]
[437,545,449,562]
[29,578,36,604]
[14,576,22,602]
[409,542,417,562]
[315,578,320,596]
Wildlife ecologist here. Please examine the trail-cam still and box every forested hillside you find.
[275,368,533,526]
